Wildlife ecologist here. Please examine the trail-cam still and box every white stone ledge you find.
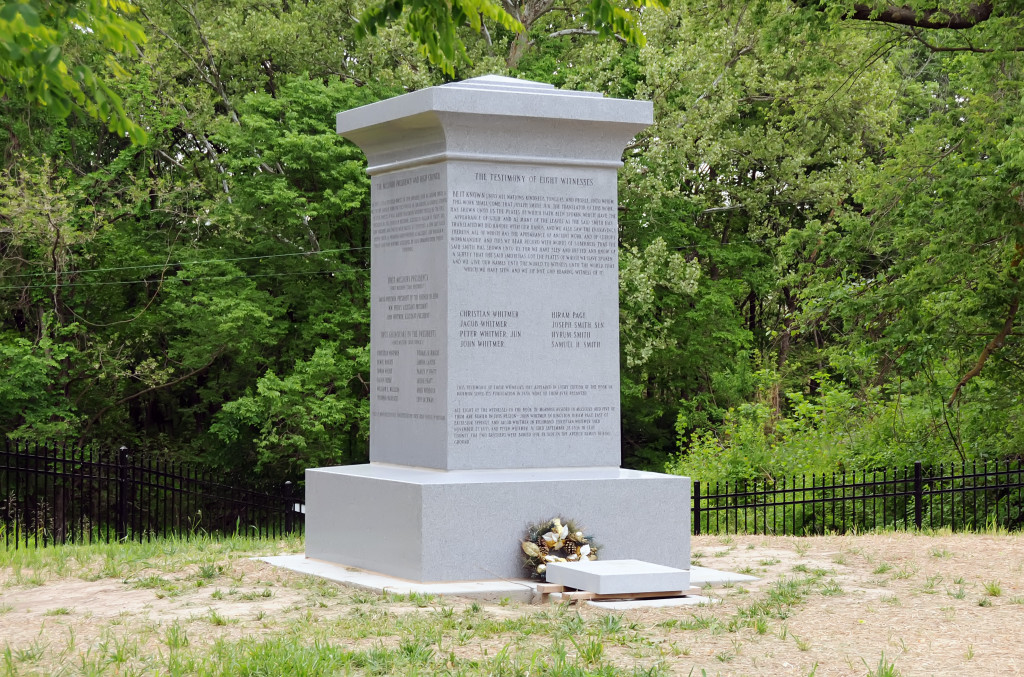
[310,463,671,485]
[366,152,624,176]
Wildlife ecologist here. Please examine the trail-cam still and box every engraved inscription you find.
[372,168,445,412]
[374,273,440,404]
[550,310,605,349]
[458,309,522,349]
[380,273,438,322]
[373,170,444,249]
[450,402,615,444]
[449,192,616,275]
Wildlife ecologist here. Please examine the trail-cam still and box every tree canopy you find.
[0,0,148,141]
[1,0,1022,483]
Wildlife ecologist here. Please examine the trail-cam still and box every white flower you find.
[579,544,591,557]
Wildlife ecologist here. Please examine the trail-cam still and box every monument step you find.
[544,559,691,595]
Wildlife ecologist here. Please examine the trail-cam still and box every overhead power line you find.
[0,267,365,293]
[0,243,368,278]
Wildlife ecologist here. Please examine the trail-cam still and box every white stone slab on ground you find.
[545,559,690,595]
[586,596,718,609]
[259,555,536,602]
[258,555,753,607]
[690,565,758,586]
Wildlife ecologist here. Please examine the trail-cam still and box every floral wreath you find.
[520,517,599,580]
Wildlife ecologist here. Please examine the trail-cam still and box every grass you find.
[892,565,917,580]
[820,580,843,596]
[865,652,902,677]
[0,531,1017,676]
[983,580,1002,597]
[239,587,274,600]
[791,632,812,651]
[2,534,698,676]
[0,533,303,586]
[164,622,189,649]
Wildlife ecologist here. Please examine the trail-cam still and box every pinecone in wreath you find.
[564,540,578,556]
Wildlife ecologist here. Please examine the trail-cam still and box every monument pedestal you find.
[306,464,689,582]
[305,75,691,583]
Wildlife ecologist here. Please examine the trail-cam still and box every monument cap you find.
[337,75,653,135]
[336,75,653,175]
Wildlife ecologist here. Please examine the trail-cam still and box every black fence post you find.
[117,445,129,540]
[693,480,701,536]
[914,461,924,530]
[283,481,294,535]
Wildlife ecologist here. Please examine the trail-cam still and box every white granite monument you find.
[305,75,690,582]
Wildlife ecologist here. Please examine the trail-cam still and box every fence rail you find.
[1,441,302,549]
[692,460,1024,536]
[5,440,1023,548]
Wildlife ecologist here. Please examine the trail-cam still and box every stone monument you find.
[305,75,690,582]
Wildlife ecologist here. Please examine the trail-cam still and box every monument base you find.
[305,464,690,582]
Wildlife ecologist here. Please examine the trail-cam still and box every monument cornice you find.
[337,75,652,175]
[365,151,625,175]
[337,75,652,135]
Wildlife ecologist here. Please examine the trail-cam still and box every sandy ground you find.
[645,532,1024,675]
[2,531,1022,675]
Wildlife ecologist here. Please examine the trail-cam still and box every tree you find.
[0,0,408,472]
[357,0,666,74]
[0,0,148,142]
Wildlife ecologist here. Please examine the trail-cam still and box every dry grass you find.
[668,531,1024,675]
[0,531,1021,675]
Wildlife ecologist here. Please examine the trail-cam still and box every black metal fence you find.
[693,460,1024,535]
[6,439,1023,548]
[1,441,303,549]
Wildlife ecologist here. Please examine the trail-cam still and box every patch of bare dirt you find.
[0,557,314,654]
[1,532,1021,675]
[632,532,1024,675]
